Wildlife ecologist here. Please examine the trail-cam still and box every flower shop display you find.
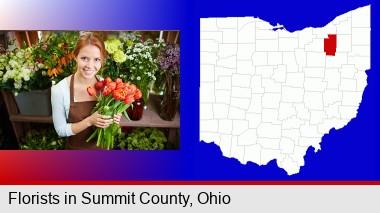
[104,32,163,106]
[86,77,142,150]
[0,32,78,94]
[0,32,79,115]
[156,43,180,121]
[118,127,167,150]
[34,31,79,83]
[0,45,53,115]
[1,31,180,149]
[20,126,67,150]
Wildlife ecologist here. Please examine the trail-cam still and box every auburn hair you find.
[73,32,108,66]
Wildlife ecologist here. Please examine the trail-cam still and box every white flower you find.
[14,80,22,89]
[136,76,141,80]
[8,60,18,68]
[16,51,23,58]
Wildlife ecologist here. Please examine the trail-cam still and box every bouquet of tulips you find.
[86,77,142,150]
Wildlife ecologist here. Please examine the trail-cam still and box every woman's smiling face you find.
[75,44,102,79]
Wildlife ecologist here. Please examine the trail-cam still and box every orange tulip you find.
[124,94,135,104]
[134,89,142,99]
[107,82,116,91]
[87,86,96,96]
[103,88,113,96]
[116,82,126,90]
[112,89,127,101]
[128,84,137,94]
[115,78,123,84]
[104,77,112,85]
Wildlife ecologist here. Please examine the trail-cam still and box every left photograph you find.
[0,30,180,150]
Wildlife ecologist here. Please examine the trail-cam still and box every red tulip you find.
[87,86,96,96]
[113,89,127,100]
[107,82,116,91]
[104,77,112,85]
[128,84,137,94]
[102,88,113,96]
[115,78,123,84]
[124,94,135,104]
[134,89,142,99]
[94,81,105,90]
[116,82,126,90]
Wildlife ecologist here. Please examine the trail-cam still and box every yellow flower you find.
[113,50,127,63]
[105,38,121,54]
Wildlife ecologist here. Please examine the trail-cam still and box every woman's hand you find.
[87,111,113,129]
[113,113,122,125]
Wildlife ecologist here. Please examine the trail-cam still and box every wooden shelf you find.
[9,115,52,123]
[120,108,179,128]
[120,94,180,128]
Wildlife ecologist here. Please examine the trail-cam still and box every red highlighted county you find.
[324,34,337,56]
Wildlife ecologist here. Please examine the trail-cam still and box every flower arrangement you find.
[33,31,79,83]
[86,77,142,150]
[102,32,163,106]
[156,43,180,121]
[121,33,164,105]
[0,45,49,94]
[156,43,180,74]
[0,32,79,94]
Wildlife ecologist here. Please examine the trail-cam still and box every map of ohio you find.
[200,5,370,175]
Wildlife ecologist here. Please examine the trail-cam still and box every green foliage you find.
[118,127,167,150]
[34,31,79,83]
[21,127,67,150]
[0,31,79,93]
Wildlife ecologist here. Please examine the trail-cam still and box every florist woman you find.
[51,32,122,150]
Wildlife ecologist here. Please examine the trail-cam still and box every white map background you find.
[200,5,371,175]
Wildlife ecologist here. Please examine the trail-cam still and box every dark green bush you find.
[118,127,167,150]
